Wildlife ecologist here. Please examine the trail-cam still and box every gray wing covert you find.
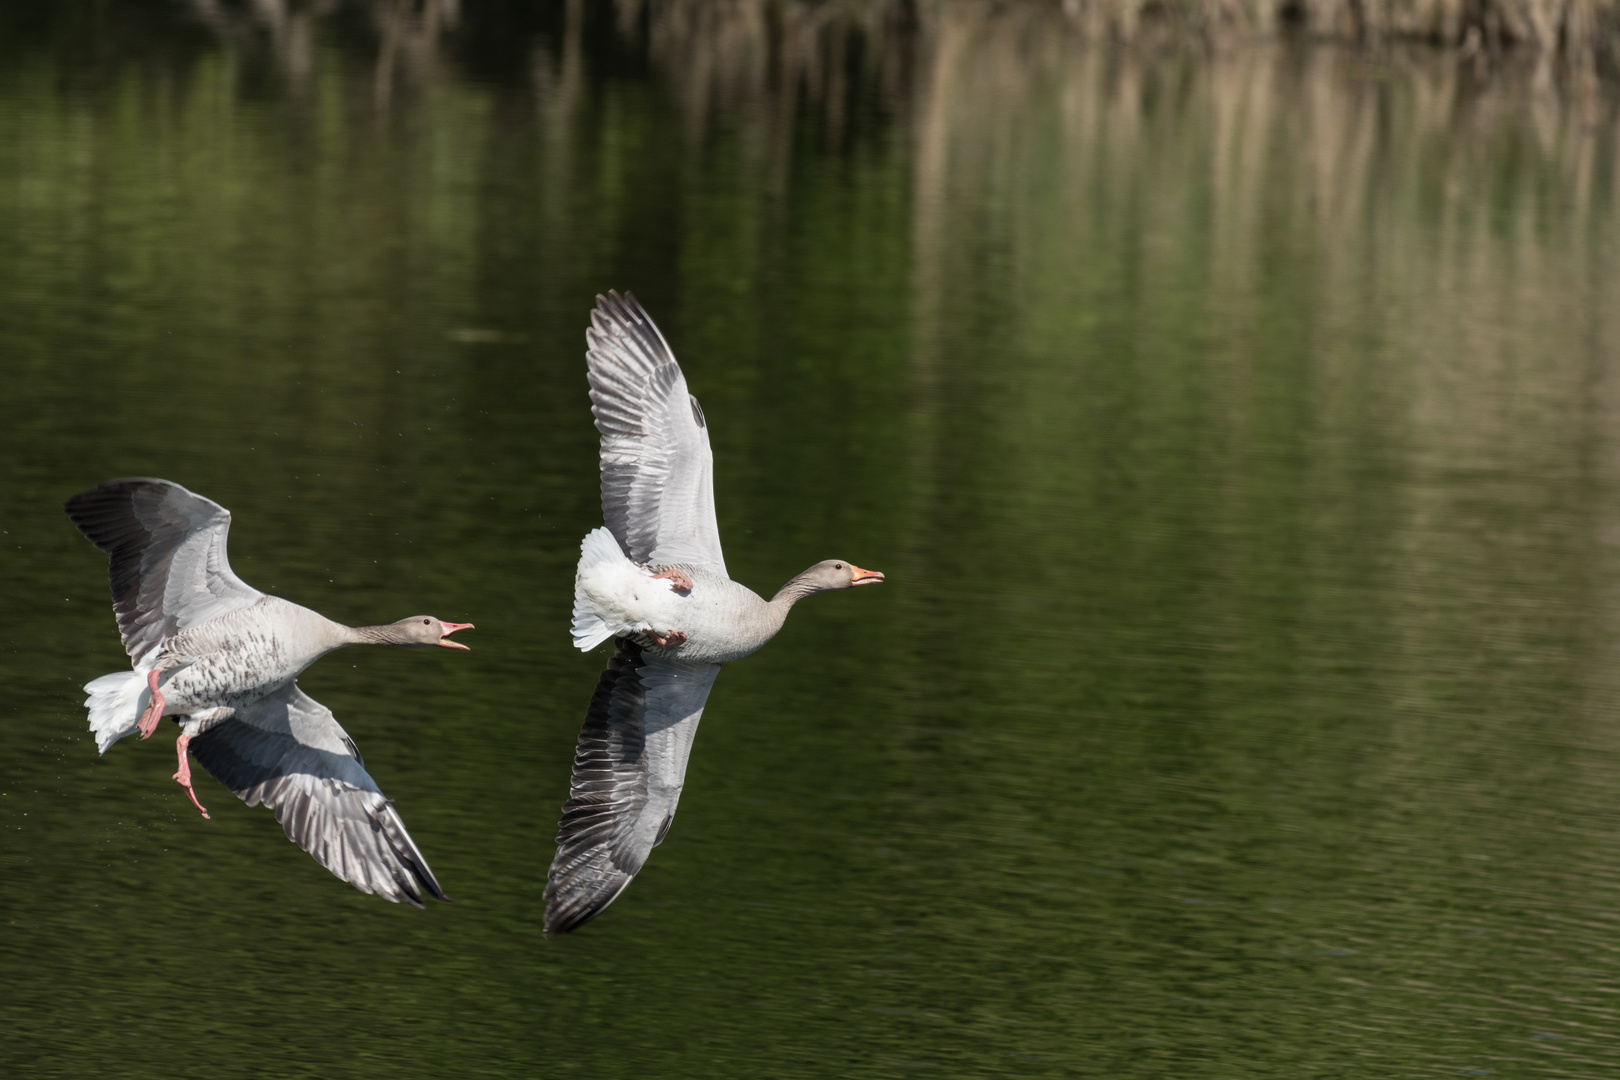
[544,638,721,935]
[189,683,448,908]
[65,477,261,663]
[586,291,728,575]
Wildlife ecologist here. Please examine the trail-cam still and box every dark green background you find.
[4,2,1620,1076]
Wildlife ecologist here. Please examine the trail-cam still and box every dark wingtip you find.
[596,288,648,326]
[63,477,192,549]
[400,850,450,906]
[542,893,579,936]
[542,899,604,937]
[63,481,127,538]
[65,478,176,510]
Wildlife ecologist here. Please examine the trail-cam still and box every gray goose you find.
[66,478,472,907]
[545,292,884,935]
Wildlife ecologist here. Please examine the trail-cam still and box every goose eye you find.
[423,619,431,625]
[834,563,844,570]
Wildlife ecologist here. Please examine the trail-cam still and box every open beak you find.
[438,622,474,650]
[849,565,885,586]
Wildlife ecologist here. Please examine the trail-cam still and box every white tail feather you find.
[83,669,151,754]
[572,527,633,651]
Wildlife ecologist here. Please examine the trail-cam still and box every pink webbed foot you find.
[173,734,210,819]
[137,669,166,740]
[648,630,688,650]
[652,569,694,594]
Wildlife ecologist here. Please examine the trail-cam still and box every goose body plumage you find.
[138,595,352,717]
[573,534,784,665]
[545,292,883,936]
[66,477,471,907]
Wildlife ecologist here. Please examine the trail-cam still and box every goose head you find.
[388,616,475,649]
[801,560,885,592]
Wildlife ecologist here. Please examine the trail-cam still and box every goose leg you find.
[173,734,210,819]
[652,569,693,593]
[137,669,166,739]
[648,630,688,650]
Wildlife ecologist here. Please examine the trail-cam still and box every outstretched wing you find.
[189,683,448,908]
[65,477,262,664]
[544,638,721,935]
[587,291,728,575]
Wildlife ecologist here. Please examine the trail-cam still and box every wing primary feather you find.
[65,477,260,663]
[544,637,722,936]
[544,638,648,936]
[188,685,448,907]
[583,292,728,574]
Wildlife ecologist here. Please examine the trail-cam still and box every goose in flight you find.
[66,478,472,907]
[545,291,884,935]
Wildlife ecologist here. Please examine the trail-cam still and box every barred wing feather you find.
[587,291,727,575]
[544,638,720,935]
[189,683,448,908]
[64,477,261,663]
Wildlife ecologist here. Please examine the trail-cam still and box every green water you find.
[6,3,1620,1076]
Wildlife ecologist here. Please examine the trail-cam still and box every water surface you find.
[4,4,1620,1077]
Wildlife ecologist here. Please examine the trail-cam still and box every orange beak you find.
[849,565,885,586]
[439,622,474,650]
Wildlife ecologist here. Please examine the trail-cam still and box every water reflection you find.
[184,0,463,99]
[2,3,1620,1077]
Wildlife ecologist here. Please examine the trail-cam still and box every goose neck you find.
[769,573,820,607]
[348,623,408,646]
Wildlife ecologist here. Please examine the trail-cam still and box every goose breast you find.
[156,596,346,712]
